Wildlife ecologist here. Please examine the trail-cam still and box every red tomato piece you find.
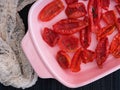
[102,10,117,25]
[56,50,71,69]
[80,28,91,48]
[80,16,91,48]
[70,48,82,72]
[95,37,109,68]
[83,16,89,23]
[42,27,60,47]
[38,0,64,22]
[53,19,88,35]
[101,0,110,10]
[112,46,120,58]
[88,0,102,33]
[115,0,120,3]
[97,25,115,40]
[65,2,87,18]
[116,18,120,32]
[81,49,95,64]
[65,0,78,4]
[58,35,79,52]
[115,4,120,15]
[109,34,120,54]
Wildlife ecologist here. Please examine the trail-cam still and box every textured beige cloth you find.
[17,0,36,11]
[0,0,38,89]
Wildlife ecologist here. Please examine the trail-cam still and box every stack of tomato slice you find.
[39,0,120,72]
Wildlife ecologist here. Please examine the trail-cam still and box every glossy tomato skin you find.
[109,34,120,58]
[58,35,79,52]
[80,16,91,48]
[65,2,87,18]
[42,27,60,47]
[70,48,82,72]
[81,49,95,64]
[102,10,117,25]
[65,0,78,4]
[95,37,109,68]
[97,25,115,40]
[116,18,120,32]
[101,0,110,10]
[56,50,71,69]
[53,19,88,35]
[39,0,64,22]
[88,0,102,33]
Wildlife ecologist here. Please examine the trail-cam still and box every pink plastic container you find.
[21,0,120,88]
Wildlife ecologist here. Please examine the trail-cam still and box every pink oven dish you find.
[21,0,120,88]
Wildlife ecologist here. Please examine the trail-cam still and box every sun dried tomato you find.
[53,19,88,35]
[38,0,64,22]
[102,10,117,25]
[58,35,79,52]
[81,49,95,64]
[115,0,120,3]
[42,27,60,47]
[115,4,120,15]
[84,16,89,23]
[88,0,102,33]
[95,37,109,68]
[70,48,82,72]
[97,25,115,40]
[112,46,120,58]
[80,28,91,48]
[80,16,91,48]
[56,50,71,69]
[109,34,120,54]
[65,2,87,18]
[101,0,110,10]
[116,18,120,32]
[65,0,78,4]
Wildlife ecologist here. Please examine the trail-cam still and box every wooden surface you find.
[0,3,120,90]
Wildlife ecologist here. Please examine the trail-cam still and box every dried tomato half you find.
[109,34,120,54]
[80,16,91,48]
[97,25,115,40]
[101,0,110,10]
[95,37,109,68]
[38,0,64,22]
[70,48,82,72]
[84,16,89,23]
[65,2,87,18]
[56,50,71,69]
[81,49,95,64]
[53,19,88,35]
[102,10,117,25]
[88,0,102,33]
[80,28,91,48]
[115,0,120,3]
[58,35,79,52]
[112,46,120,58]
[116,18,120,32]
[42,27,60,47]
[65,0,78,4]
[115,4,120,15]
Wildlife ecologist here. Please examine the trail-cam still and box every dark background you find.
[0,3,120,90]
